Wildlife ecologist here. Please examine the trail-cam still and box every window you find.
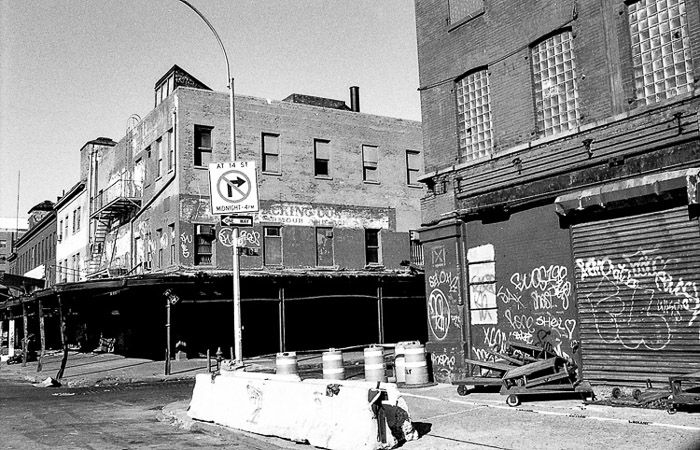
[456,69,493,160]
[628,0,693,105]
[58,220,63,241]
[531,30,580,136]
[75,206,81,232]
[167,128,174,171]
[194,224,214,265]
[72,209,77,233]
[263,226,282,266]
[449,0,483,24]
[157,228,163,268]
[410,230,424,266]
[64,217,69,241]
[467,244,497,324]
[194,126,213,167]
[406,150,421,185]
[0,240,6,249]
[362,145,379,182]
[155,137,163,178]
[314,139,331,177]
[262,133,281,173]
[315,227,334,266]
[365,229,381,264]
[169,223,176,264]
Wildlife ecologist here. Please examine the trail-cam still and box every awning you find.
[554,168,700,216]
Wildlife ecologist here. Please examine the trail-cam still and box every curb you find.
[157,400,299,449]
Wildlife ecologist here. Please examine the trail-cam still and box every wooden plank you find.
[464,358,514,372]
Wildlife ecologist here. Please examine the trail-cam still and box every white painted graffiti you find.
[431,353,456,372]
[240,230,261,247]
[218,227,235,247]
[496,285,525,310]
[428,289,451,340]
[180,232,192,258]
[510,265,571,310]
[429,270,459,293]
[577,249,700,334]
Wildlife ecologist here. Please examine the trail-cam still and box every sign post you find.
[209,161,259,367]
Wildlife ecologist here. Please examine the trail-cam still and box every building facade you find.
[415,0,700,385]
[55,181,90,283]
[63,66,427,357]
[8,201,57,287]
[0,218,27,280]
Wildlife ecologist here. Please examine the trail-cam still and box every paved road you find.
[0,379,281,449]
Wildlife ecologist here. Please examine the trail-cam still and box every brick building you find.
[415,0,700,385]
[40,65,427,358]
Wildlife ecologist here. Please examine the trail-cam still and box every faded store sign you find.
[576,247,700,348]
[255,203,390,229]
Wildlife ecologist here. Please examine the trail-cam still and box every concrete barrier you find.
[188,372,418,450]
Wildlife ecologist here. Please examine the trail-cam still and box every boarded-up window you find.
[467,244,497,324]
[263,226,282,265]
[449,0,483,24]
[262,133,281,173]
[167,128,174,171]
[155,137,163,177]
[316,227,334,266]
[169,223,176,264]
[362,145,378,182]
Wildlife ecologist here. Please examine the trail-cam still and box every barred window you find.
[532,31,580,137]
[456,69,493,161]
[628,0,694,105]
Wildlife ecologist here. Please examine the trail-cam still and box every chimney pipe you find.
[349,86,360,112]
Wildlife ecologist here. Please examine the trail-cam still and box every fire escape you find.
[87,179,141,277]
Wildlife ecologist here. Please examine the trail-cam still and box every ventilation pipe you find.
[350,86,360,112]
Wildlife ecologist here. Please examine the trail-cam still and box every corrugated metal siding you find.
[572,206,700,385]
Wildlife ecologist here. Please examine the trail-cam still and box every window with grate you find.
[628,0,694,105]
[456,69,493,160]
[365,229,381,264]
[362,145,379,183]
[169,223,175,264]
[194,224,214,265]
[532,30,580,137]
[194,126,213,167]
[449,0,484,24]
[262,133,281,174]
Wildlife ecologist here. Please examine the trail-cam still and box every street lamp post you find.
[176,0,243,367]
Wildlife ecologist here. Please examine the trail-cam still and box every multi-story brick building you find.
[415,0,700,385]
[0,218,27,280]
[63,65,427,357]
[7,201,57,287]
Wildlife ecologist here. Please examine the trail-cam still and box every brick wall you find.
[415,0,700,176]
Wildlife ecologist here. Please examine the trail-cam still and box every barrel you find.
[364,345,387,383]
[404,342,429,385]
[275,351,298,376]
[322,348,345,380]
[394,340,419,383]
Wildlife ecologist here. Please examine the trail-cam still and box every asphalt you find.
[2,350,699,449]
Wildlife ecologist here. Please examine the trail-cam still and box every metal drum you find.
[322,348,345,380]
[275,351,298,376]
[404,342,429,385]
[364,345,387,383]
[394,340,419,383]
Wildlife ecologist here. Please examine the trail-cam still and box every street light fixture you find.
[175,0,243,367]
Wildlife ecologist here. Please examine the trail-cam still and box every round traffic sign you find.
[217,170,252,203]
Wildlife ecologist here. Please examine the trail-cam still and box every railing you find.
[91,179,142,213]
[410,240,424,266]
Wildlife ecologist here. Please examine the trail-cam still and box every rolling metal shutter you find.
[572,206,700,385]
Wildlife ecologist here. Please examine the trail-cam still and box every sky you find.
[0,0,421,220]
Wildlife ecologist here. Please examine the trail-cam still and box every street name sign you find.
[220,215,254,227]
[208,161,259,215]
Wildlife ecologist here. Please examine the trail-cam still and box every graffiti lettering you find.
[431,353,456,372]
[180,233,192,258]
[511,265,571,310]
[240,230,261,247]
[496,286,525,310]
[428,289,451,340]
[429,270,459,293]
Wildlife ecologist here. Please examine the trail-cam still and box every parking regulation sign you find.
[208,161,259,215]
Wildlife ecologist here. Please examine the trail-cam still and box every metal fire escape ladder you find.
[88,215,111,275]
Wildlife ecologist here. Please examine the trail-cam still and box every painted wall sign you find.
[254,202,390,229]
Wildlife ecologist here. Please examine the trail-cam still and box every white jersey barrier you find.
[188,371,418,450]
